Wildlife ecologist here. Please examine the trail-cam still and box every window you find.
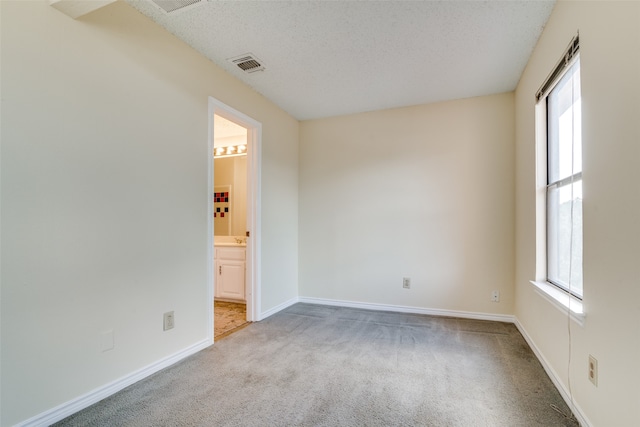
[546,59,582,298]
[536,36,583,300]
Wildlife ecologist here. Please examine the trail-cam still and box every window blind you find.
[536,34,580,102]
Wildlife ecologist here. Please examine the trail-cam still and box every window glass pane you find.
[547,180,583,297]
[548,61,582,184]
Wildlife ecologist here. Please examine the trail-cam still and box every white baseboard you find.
[16,339,212,427]
[16,298,590,427]
[513,318,591,427]
[259,296,299,320]
[298,296,515,323]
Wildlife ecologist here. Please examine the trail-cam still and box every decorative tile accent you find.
[214,191,231,215]
[214,187,231,233]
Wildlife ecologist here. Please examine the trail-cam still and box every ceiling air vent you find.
[148,0,206,15]
[227,54,265,74]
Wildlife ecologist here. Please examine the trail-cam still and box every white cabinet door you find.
[217,260,245,300]
[215,247,246,301]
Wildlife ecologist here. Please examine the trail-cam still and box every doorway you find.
[208,97,261,343]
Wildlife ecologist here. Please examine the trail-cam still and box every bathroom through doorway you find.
[208,97,262,342]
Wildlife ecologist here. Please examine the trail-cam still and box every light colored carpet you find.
[55,303,579,426]
[214,301,249,339]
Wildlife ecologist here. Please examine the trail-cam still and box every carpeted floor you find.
[55,303,579,426]
[214,301,249,339]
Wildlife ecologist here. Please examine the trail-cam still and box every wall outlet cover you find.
[588,355,598,386]
[163,311,175,331]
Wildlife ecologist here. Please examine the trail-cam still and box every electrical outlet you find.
[491,290,500,302]
[403,277,411,289]
[588,355,598,386]
[163,311,175,331]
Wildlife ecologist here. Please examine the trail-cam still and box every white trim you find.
[17,298,590,427]
[513,318,592,427]
[260,297,300,320]
[534,101,549,281]
[15,339,211,427]
[208,97,262,326]
[530,280,585,326]
[298,297,515,323]
[207,101,215,342]
[247,121,262,322]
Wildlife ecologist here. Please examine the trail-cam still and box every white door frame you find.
[208,97,262,343]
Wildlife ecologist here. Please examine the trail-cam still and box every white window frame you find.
[532,35,584,323]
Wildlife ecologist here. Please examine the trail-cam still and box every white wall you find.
[299,93,515,315]
[514,1,640,425]
[0,1,298,425]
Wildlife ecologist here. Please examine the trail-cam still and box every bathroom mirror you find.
[213,156,247,236]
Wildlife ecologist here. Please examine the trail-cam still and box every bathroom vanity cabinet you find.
[214,246,246,301]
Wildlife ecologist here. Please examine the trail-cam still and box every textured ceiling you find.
[126,0,555,120]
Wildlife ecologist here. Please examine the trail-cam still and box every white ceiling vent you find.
[147,0,206,15]
[227,54,265,74]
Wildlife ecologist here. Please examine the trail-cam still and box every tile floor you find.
[214,301,248,339]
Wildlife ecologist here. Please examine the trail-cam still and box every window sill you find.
[530,281,585,326]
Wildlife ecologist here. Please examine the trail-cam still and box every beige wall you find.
[0,1,298,425]
[299,93,515,315]
[4,0,638,425]
[514,1,640,425]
